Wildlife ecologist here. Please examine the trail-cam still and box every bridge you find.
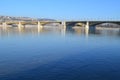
[0,20,120,30]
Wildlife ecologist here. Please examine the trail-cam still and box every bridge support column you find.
[2,22,7,30]
[61,21,66,29]
[85,21,89,29]
[18,21,22,28]
[18,21,25,31]
[85,21,89,37]
[38,21,43,32]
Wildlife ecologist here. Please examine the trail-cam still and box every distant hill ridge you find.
[0,15,56,22]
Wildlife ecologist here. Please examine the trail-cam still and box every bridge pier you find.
[18,21,22,31]
[2,22,7,30]
[61,21,66,29]
[2,22,7,27]
[18,21,22,28]
[85,21,89,29]
[18,21,25,31]
[38,21,43,32]
[85,21,89,37]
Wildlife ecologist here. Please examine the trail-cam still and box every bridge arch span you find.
[90,22,120,26]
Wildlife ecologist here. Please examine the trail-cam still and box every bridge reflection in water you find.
[0,24,120,38]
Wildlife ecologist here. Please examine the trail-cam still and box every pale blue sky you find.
[0,0,120,20]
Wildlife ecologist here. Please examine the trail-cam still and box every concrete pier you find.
[2,22,7,30]
[38,22,43,29]
[85,21,89,29]
[18,21,22,28]
[38,22,43,32]
[62,21,66,29]
[2,22,7,27]
[18,22,25,31]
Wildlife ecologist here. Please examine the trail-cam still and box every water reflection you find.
[0,25,120,37]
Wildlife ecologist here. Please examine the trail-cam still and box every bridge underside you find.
[0,21,120,28]
[89,21,120,26]
[66,21,120,27]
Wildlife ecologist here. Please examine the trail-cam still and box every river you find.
[0,26,120,80]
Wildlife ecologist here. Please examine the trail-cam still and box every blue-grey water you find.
[0,26,120,80]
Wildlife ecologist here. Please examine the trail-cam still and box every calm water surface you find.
[0,26,120,80]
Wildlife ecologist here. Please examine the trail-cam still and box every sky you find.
[0,0,120,20]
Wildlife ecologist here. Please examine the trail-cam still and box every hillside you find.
[0,16,55,22]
